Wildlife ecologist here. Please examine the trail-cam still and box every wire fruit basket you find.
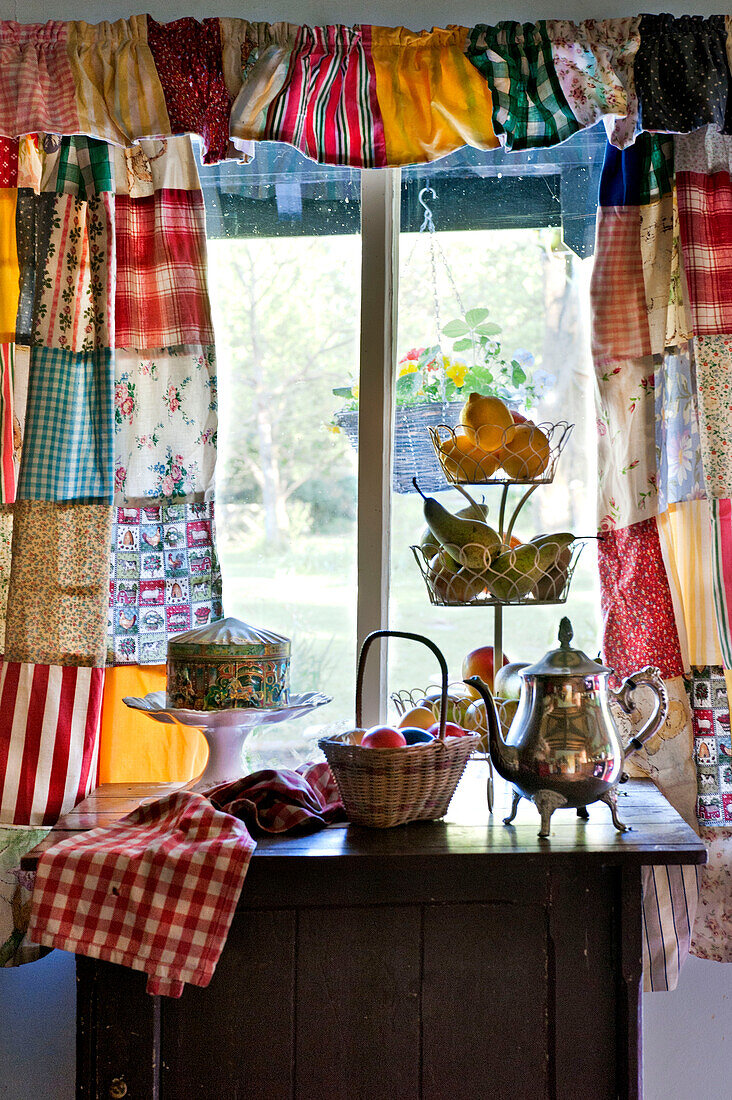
[411,537,586,607]
[318,630,481,828]
[428,420,573,486]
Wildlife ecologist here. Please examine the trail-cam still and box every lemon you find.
[460,393,513,451]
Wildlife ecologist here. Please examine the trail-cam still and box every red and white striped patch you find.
[0,663,103,825]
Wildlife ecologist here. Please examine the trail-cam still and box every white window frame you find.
[356,168,400,726]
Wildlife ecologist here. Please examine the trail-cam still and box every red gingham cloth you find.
[206,761,346,835]
[115,188,214,349]
[28,764,343,997]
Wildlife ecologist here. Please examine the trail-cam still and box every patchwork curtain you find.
[0,135,222,967]
[593,131,732,977]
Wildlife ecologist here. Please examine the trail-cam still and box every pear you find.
[530,534,575,600]
[483,543,545,601]
[420,493,501,570]
[419,526,440,559]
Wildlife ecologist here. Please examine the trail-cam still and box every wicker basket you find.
[318,630,480,827]
[334,403,463,493]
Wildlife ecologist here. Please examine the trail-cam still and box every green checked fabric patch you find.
[46,135,114,199]
[17,346,114,502]
[466,20,582,150]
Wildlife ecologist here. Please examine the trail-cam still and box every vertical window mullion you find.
[356,167,400,726]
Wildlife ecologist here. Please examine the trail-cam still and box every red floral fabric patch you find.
[598,517,684,679]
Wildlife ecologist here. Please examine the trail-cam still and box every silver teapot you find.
[465,617,668,837]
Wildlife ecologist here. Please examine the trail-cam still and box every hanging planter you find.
[333,400,464,494]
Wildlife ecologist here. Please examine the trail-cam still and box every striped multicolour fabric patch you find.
[262,25,386,168]
[710,499,732,669]
[642,864,700,990]
[0,663,103,826]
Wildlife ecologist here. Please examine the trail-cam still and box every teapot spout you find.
[464,676,519,777]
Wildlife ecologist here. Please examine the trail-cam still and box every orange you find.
[499,424,550,479]
[460,393,513,450]
[439,428,500,482]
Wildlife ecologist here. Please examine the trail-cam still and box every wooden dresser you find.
[23,765,705,1100]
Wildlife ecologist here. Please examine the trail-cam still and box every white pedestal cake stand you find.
[123,691,332,790]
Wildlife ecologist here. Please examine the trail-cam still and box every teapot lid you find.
[520,617,612,678]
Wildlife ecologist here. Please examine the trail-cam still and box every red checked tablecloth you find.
[27,763,344,997]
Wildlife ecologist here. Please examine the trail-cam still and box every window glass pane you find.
[388,128,605,704]
[200,145,361,765]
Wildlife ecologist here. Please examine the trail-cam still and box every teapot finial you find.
[558,617,573,649]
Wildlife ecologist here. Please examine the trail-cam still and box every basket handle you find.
[355,630,448,740]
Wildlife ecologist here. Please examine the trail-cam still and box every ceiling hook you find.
[418,186,437,233]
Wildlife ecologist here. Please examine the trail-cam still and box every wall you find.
[0,2,729,1098]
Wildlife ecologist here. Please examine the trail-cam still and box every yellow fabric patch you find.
[371,25,499,165]
[99,665,208,784]
[0,189,18,344]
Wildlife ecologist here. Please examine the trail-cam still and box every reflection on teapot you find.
[465,618,669,838]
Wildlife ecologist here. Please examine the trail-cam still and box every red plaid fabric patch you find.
[28,791,255,997]
[591,205,651,363]
[677,170,732,335]
[115,189,214,349]
[207,762,345,835]
[598,518,684,680]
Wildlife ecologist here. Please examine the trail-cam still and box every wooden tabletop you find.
[21,762,706,872]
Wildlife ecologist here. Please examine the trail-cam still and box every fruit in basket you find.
[420,526,440,558]
[401,728,436,745]
[529,534,575,600]
[461,645,511,693]
[361,726,407,748]
[499,423,550,479]
[428,721,468,738]
[439,432,500,482]
[494,662,529,700]
[421,494,501,570]
[398,706,437,730]
[460,393,514,451]
[482,544,543,600]
[463,699,487,733]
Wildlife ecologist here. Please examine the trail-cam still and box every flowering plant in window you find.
[333,308,542,413]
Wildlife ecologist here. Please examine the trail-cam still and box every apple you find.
[461,646,511,693]
[494,662,529,701]
[401,728,436,745]
[428,721,468,739]
[511,410,529,425]
[361,726,407,748]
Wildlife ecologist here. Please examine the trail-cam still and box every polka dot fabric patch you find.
[635,14,732,135]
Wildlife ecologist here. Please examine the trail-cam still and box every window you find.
[198,126,606,765]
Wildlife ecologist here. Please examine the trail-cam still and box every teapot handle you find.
[610,666,669,759]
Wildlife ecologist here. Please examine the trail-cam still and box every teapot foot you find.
[576,805,590,821]
[503,789,522,826]
[532,790,568,838]
[599,788,631,833]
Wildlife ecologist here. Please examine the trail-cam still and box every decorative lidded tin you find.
[166,616,290,711]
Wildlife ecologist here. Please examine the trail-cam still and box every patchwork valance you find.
[2,15,732,166]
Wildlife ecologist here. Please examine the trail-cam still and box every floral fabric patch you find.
[654,343,705,512]
[108,499,223,666]
[598,517,684,681]
[114,345,217,505]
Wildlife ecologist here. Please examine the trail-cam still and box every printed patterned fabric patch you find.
[4,502,112,667]
[114,346,217,505]
[654,343,705,512]
[686,665,732,826]
[690,824,732,961]
[693,334,732,498]
[598,518,684,681]
[15,189,114,353]
[108,500,223,666]
[1,826,51,966]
